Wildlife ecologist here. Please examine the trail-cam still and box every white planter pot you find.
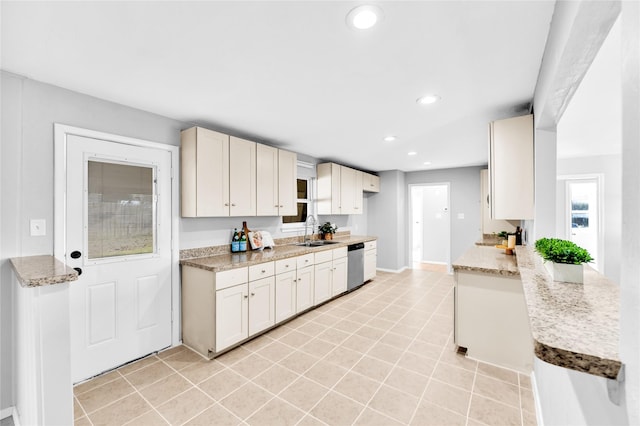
[544,261,584,284]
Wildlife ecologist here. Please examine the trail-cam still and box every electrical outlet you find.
[30,219,46,236]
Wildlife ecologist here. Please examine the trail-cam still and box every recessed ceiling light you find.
[384,136,397,142]
[408,151,417,156]
[346,5,383,30]
[423,161,432,165]
[416,94,441,105]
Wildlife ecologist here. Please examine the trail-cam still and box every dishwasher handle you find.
[348,243,365,251]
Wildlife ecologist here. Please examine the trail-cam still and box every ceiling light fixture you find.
[423,161,432,165]
[408,151,417,156]
[384,136,397,142]
[346,5,383,30]
[416,94,441,105]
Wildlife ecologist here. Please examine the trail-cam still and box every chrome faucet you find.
[303,215,317,244]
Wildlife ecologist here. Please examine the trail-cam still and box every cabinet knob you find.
[275,204,279,207]
[293,278,297,282]
[243,294,248,299]
[261,269,266,273]
[251,292,255,296]
[305,259,309,263]
[279,205,284,208]
[231,203,236,206]
[225,203,229,206]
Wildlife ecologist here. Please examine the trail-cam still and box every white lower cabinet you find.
[315,248,348,303]
[275,271,297,323]
[314,261,332,304]
[248,277,275,335]
[296,265,314,312]
[215,284,248,352]
[332,255,348,296]
[364,240,377,282]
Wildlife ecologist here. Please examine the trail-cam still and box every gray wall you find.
[405,166,483,267]
[556,155,621,283]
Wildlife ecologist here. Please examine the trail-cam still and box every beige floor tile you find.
[279,350,320,374]
[310,391,365,425]
[215,346,252,366]
[229,353,273,379]
[74,370,121,396]
[73,416,92,426]
[406,340,443,360]
[416,329,450,346]
[333,319,362,333]
[477,362,519,385]
[184,403,242,426]
[468,394,522,426]
[304,360,348,388]
[157,345,186,359]
[439,346,478,371]
[179,359,225,384]
[88,393,152,425]
[280,330,315,347]
[253,364,299,394]
[156,388,213,425]
[341,334,376,353]
[117,356,160,376]
[519,372,533,389]
[266,324,295,339]
[384,366,430,397]
[240,334,274,352]
[352,356,394,382]
[280,376,329,411]
[354,324,387,340]
[354,407,403,425]
[297,414,327,426]
[368,384,419,423]
[390,324,422,339]
[198,368,248,401]
[123,409,169,425]
[378,332,413,350]
[138,374,192,407]
[521,387,536,414]
[76,377,135,414]
[220,382,273,420]
[523,407,539,426]
[367,342,405,364]
[349,312,375,325]
[432,362,475,391]
[296,321,328,337]
[411,400,466,426]
[313,313,341,327]
[323,346,363,369]
[163,347,205,371]
[246,397,305,426]
[473,373,521,408]
[124,361,174,389]
[316,327,350,345]
[257,340,296,362]
[334,371,381,404]
[300,338,336,358]
[423,379,471,416]
[397,352,437,377]
[74,396,85,420]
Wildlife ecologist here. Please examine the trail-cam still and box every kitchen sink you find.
[296,240,340,247]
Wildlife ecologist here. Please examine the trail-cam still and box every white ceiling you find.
[1,1,555,172]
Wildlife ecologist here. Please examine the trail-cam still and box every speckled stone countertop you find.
[10,255,78,287]
[515,246,621,379]
[452,245,520,276]
[475,235,504,246]
[181,235,377,272]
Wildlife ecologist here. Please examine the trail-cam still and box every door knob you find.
[70,250,82,259]
[73,267,82,276]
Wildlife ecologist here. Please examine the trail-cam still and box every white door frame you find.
[54,124,181,347]
[558,173,604,273]
[408,182,451,270]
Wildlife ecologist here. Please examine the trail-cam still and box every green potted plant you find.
[318,222,338,240]
[534,238,593,283]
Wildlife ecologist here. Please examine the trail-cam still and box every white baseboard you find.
[531,370,544,426]
[376,266,408,274]
[0,407,20,425]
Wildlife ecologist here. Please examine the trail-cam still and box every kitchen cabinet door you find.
[278,149,297,216]
[364,248,377,282]
[489,114,534,220]
[331,255,348,296]
[363,173,380,193]
[229,136,257,217]
[275,271,297,324]
[181,127,230,217]
[256,144,279,216]
[314,261,332,304]
[216,284,248,351]
[317,163,342,215]
[296,265,314,313]
[481,169,516,235]
[248,277,275,336]
[340,166,357,215]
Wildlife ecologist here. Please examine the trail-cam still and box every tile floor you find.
[74,268,537,425]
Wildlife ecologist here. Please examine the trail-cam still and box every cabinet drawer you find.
[333,247,347,259]
[215,267,248,291]
[249,262,275,281]
[314,249,333,264]
[364,240,377,250]
[275,258,296,275]
[296,254,314,269]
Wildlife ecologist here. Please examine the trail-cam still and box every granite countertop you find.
[515,246,621,379]
[452,245,520,276]
[10,255,78,287]
[181,235,377,272]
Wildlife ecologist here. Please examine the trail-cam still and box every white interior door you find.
[411,186,424,263]
[65,134,173,383]
[420,184,450,264]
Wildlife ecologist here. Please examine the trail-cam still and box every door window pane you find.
[88,160,155,259]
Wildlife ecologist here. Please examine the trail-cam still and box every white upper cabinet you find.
[229,136,256,217]
[317,162,363,215]
[363,173,380,193]
[278,149,297,216]
[480,169,517,235]
[489,114,534,220]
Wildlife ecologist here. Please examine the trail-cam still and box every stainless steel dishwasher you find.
[347,242,365,291]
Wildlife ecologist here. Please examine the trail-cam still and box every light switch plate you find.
[30,219,46,236]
